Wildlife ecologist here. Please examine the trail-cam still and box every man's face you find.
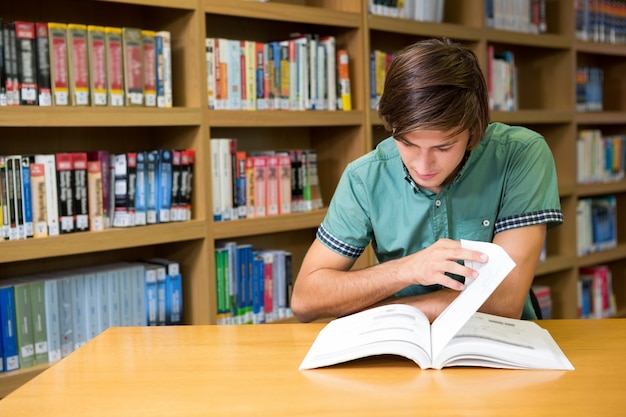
[395,129,470,193]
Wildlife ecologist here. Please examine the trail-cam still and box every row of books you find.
[369,0,445,23]
[486,0,548,34]
[487,47,518,112]
[576,195,617,256]
[211,138,322,222]
[369,49,394,110]
[576,129,625,184]
[576,66,604,112]
[215,242,293,325]
[0,19,172,107]
[0,149,194,241]
[205,35,351,111]
[578,265,617,318]
[575,0,626,44]
[0,259,182,373]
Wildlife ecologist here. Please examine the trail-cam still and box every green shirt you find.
[318,122,563,319]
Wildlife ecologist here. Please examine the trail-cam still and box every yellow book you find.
[47,22,69,106]
[66,23,90,105]
[87,25,107,106]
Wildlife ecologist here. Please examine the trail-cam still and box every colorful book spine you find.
[87,25,107,106]
[29,162,48,238]
[72,152,89,232]
[35,22,52,106]
[122,27,143,106]
[0,285,20,371]
[105,27,124,106]
[66,23,89,106]
[155,31,172,108]
[141,30,156,107]
[15,21,38,105]
[87,160,104,231]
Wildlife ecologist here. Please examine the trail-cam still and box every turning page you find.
[430,240,516,359]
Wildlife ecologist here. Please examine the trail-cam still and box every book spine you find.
[48,22,69,106]
[30,162,48,237]
[2,21,19,106]
[122,27,144,106]
[71,274,87,350]
[134,151,147,226]
[87,151,110,228]
[235,151,247,219]
[34,154,59,236]
[0,286,20,371]
[0,19,6,106]
[87,25,107,106]
[144,267,158,326]
[15,21,38,105]
[157,149,172,223]
[13,282,36,368]
[337,49,352,111]
[105,27,124,106]
[8,155,25,240]
[205,37,216,109]
[141,30,156,107]
[155,31,171,108]
[28,280,49,364]
[72,152,89,231]
[43,279,62,362]
[112,153,130,227]
[170,150,181,221]
[145,150,159,224]
[266,155,279,216]
[35,23,51,106]
[20,155,34,237]
[66,23,89,106]
[87,160,104,231]
[180,149,194,221]
[126,152,137,227]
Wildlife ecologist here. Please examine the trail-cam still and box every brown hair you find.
[378,38,489,150]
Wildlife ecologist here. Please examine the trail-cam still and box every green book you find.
[28,280,49,364]
[13,281,36,368]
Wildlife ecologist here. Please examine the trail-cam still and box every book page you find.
[430,240,516,359]
[299,304,432,370]
[433,312,574,370]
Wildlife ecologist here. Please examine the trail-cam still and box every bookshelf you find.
[2,0,626,396]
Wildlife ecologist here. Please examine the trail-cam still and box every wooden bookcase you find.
[2,0,626,396]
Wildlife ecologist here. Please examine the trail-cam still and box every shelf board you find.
[93,0,197,9]
[368,15,482,42]
[202,0,361,28]
[490,109,573,124]
[575,40,626,56]
[206,110,364,127]
[575,111,626,125]
[485,29,571,49]
[0,107,202,127]
[577,180,626,197]
[578,243,626,268]
[0,220,207,263]
[212,210,326,239]
[535,254,577,276]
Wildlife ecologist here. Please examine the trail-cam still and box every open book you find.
[299,240,574,371]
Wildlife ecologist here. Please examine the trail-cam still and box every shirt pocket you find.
[457,213,496,242]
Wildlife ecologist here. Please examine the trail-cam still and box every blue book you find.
[142,264,159,326]
[145,150,160,224]
[20,155,33,237]
[134,151,147,225]
[0,285,20,371]
[147,258,182,325]
[251,254,265,324]
[157,149,173,223]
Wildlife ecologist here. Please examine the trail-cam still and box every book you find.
[141,30,156,107]
[30,162,48,237]
[13,280,36,368]
[71,152,89,232]
[66,23,90,106]
[87,25,107,106]
[56,152,75,233]
[28,280,49,364]
[15,21,38,105]
[34,154,60,236]
[87,151,110,228]
[87,160,104,231]
[122,27,143,106]
[47,22,69,106]
[134,151,147,225]
[179,149,194,221]
[35,22,52,106]
[155,30,172,108]
[0,285,20,371]
[336,48,351,111]
[2,21,19,106]
[299,240,574,371]
[104,27,124,106]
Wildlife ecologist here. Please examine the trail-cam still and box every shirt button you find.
[435,200,441,207]
[482,219,490,227]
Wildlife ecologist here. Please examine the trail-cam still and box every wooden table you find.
[0,319,625,416]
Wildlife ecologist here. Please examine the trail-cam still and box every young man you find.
[291,38,562,323]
